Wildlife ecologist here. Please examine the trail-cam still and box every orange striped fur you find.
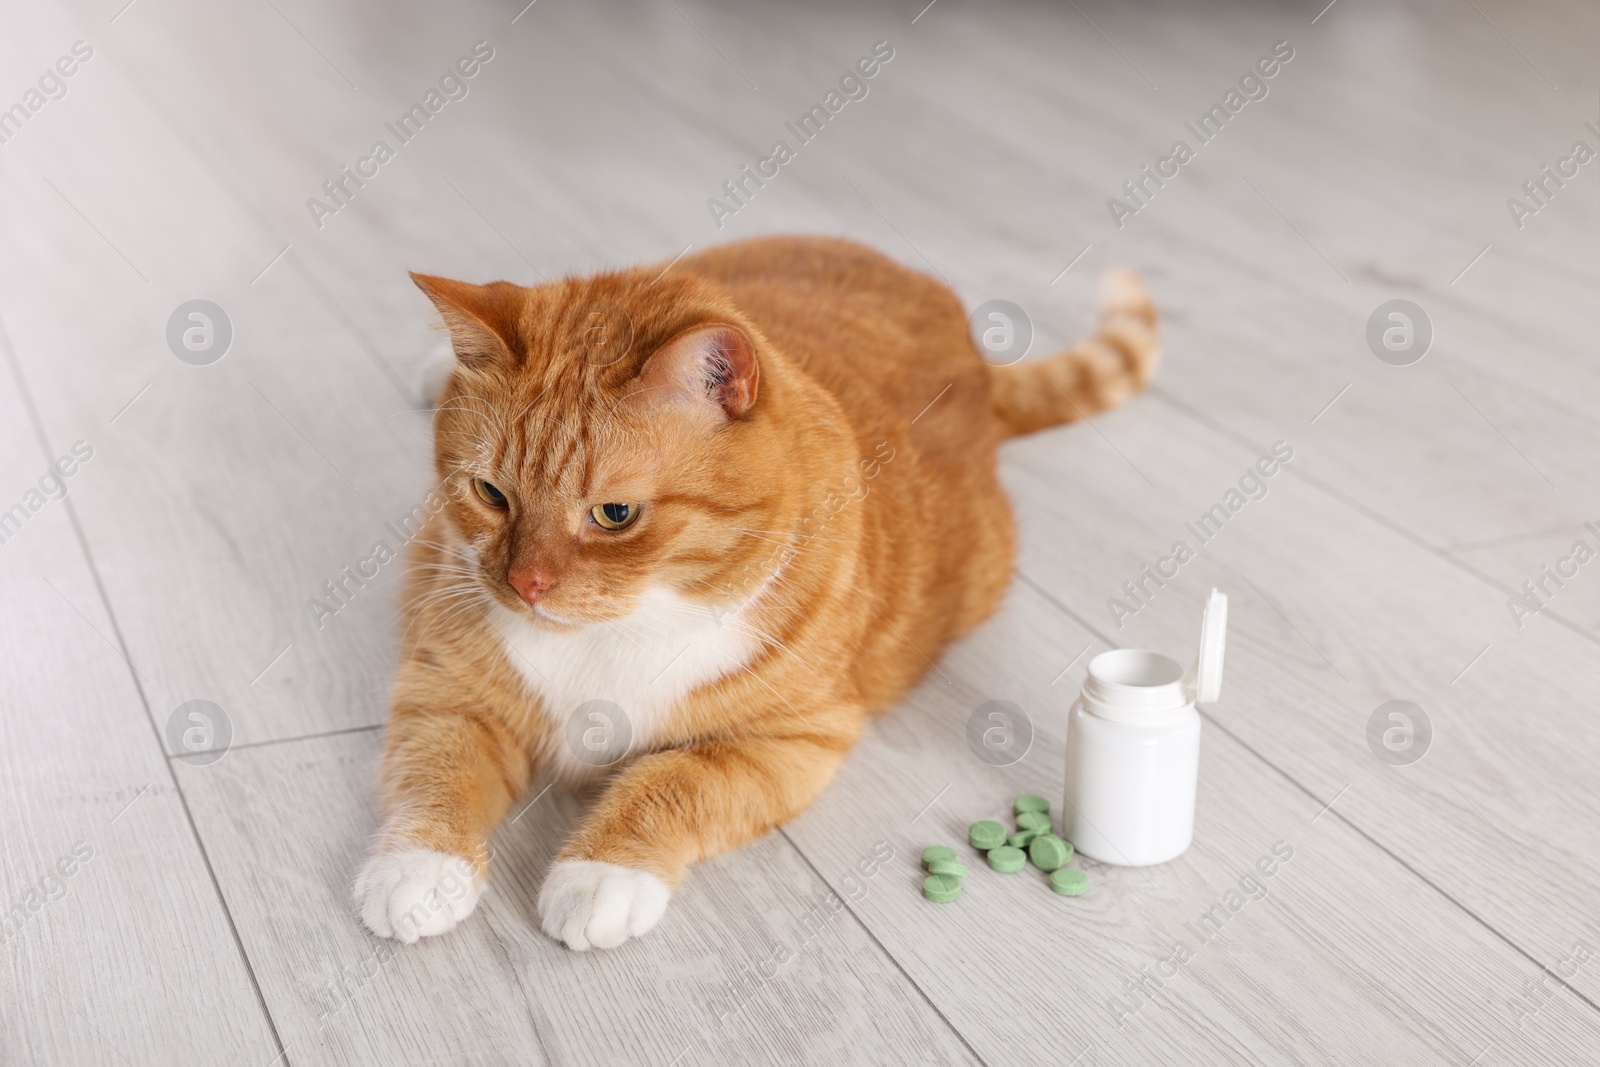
[355,236,1157,949]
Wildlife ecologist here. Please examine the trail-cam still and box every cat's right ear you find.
[410,273,522,368]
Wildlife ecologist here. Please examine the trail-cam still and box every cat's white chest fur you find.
[489,587,760,777]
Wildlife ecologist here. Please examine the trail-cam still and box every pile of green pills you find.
[919,795,1091,904]
[1003,798,1089,894]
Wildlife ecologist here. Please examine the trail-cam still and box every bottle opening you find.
[1088,649,1185,688]
[1083,650,1189,715]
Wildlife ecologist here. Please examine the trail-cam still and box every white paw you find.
[537,860,671,951]
[353,847,484,943]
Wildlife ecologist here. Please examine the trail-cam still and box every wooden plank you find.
[0,332,280,1062]
[174,729,981,1066]
[1450,526,1600,641]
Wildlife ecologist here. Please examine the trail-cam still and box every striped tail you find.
[988,270,1159,437]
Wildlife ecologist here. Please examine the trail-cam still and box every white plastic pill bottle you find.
[1063,589,1227,867]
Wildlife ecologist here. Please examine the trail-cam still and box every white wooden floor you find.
[4,0,1600,1063]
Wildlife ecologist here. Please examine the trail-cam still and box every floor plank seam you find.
[1145,386,1600,649]
[1208,715,1600,1020]
[197,722,384,758]
[774,827,991,1067]
[1442,523,1589,554]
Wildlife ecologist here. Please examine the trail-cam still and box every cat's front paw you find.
[354,847,485,943]
[537,860,671,951]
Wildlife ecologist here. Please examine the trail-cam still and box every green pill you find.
[927,860,968,878]
[923,874,962,902]
[921,845,958,868]
[1014,811,1051,833]
[1029,834,1071,872]
[968,820,1006,851]
[987,845,1027,872]
[1050,867,1089,896]
[1007,829,1042,849]
[1014,795,1050,814]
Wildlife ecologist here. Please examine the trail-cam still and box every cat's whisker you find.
[406,580,472,604]
[616,619,657,650]
[435,415,496,435]
[405,581,484,618]
[414,589,494,643]
[409,557,479,571]
[410,536,476,558]
[435,435,498,457]
[416,604,487,646]
[648,600,818,674]
[734,526,863,547]
[409,568,482,584]
[403,595,478,636]
[408,571,483,597]
[612,621,655,649]
[409,551,477,568]
[437,429,500,450]
[408,556,478,573]
[433,393,505,424]
[410,543,475,560]
[730,530,792,551]
[409,561,477,585]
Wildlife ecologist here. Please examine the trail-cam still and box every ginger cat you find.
[354,236,1157,950]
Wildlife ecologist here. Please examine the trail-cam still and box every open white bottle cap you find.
[1191,588,1228,705]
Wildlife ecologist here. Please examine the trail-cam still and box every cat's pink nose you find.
[509,568,553,605]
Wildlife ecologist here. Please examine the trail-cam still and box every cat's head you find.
[412,269,789,629]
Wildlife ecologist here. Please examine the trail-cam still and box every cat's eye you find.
[590,502,641,531]
[473,478,508,508]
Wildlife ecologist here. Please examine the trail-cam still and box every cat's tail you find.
[987,270,1159,437]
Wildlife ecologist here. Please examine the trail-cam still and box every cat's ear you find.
[410,273,522,368]
[638,323,760,426]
